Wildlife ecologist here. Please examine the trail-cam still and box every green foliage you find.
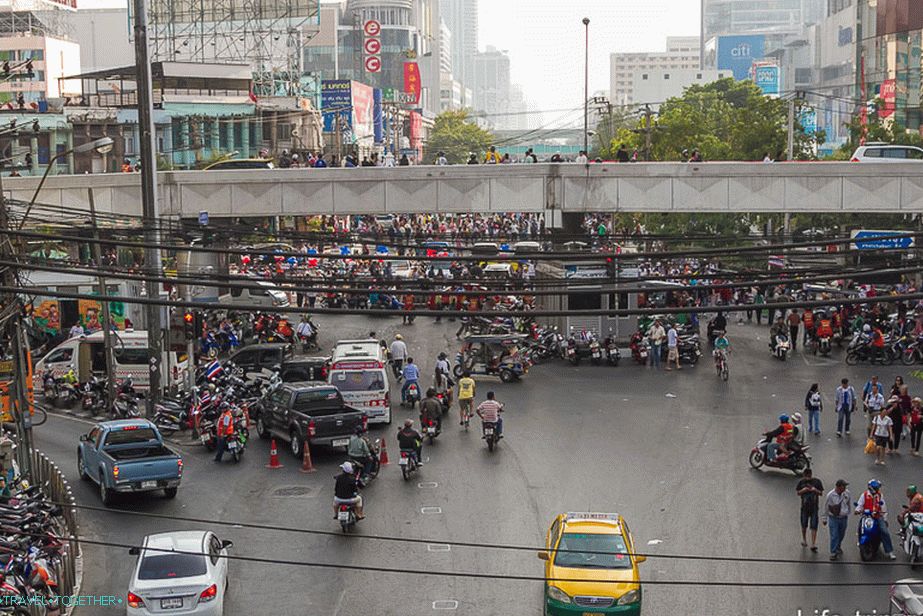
[424,110,495,164]
[603,79,822,161]
[831,97,923,158]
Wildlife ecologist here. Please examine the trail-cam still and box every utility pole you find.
[642,105,654,162]
[88,188,116,407]
[786,97,795,162]
[582,17,590,158]
[133,0,163,413]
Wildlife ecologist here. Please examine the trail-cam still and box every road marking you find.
[417,482,438,489]
[421,506,442,514]
[647,539,663,545]
[427,544,451,552]
[433,600,458,610]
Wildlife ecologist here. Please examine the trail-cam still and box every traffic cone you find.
[379,438,389,465]
[266,439,283,469]
[299,440,315,473]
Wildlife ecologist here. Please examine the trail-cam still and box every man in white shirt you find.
[666,324,680,371]
[864,383,886,438]
[574,150,588,165]
[390,334,408,379]
[647,320,666,370]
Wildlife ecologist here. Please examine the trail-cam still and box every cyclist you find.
[456,371,476,426]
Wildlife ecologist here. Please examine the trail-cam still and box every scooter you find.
[629,332,649,365]
[42,371,58,403]
[483,421,500,452]
[402,383,420,410]
[770,333,791,361]
[81,376,107,414]
[603,337,620,366]
[589,337,602,366]
[901,511,923,568]
[225,423,249,463]
[398,449,419,481]
[858,510,884,562]
[336,501,360,533]
[564,337,578,365]
[110,392,141,419]
[815,334,832,357]
[422,417,440,444]
[748,436,810,475]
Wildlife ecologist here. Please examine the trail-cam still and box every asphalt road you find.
[33,314,923,616]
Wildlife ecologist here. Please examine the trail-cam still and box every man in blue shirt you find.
[401,357,420,403]
[835,378,857,437]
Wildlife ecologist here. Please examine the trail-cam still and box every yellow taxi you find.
[538,512,645,615]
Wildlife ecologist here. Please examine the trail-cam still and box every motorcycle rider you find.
[476,391,504,438]
[434,352,452,400]
[899,485,923,528]
[854,479,897,560]
[420,388,443,434]
[708,311,727,345]
[333,462,364,520]
[769,316,787,353]
[213,404,235,463]
[713,331,730,372]
[456,371,476,425]
[401,357,420,404]
[763,414,795,461]
[815,314,834,343]
[390,334,407,379]
[347,426,375,479]
[396,419,423,466]
[296,316,316,348]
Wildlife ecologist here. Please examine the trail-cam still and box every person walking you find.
[822,479,851,560]
[666,323,681,371]
[834,378,857,437]
[804,383,822,436]
[796,468,823,552]
[787,309,800,351]
[647,320,666,370]
[872,406,894,465]
[910,397,923,456]
[864,383,886,438]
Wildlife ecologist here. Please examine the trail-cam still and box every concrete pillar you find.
[29,135,38,175]
[162,122,174,169]
[180,118,190,169]
[241,119,250,157]
[65,129,74,173]
[225,119,234,153]
[561,212,583,236]
[210,120,219,155]
[254,118,263,154]
[48,127,56,174]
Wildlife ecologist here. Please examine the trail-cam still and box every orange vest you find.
[776,422,794,444]
[816,320,833,338]
[219,411,234,437]
[863,490,883,515]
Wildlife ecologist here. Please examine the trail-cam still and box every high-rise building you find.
[472,46,510,127]
[702,0,826,40]
[439,0,477,101]
[610,37,701,106]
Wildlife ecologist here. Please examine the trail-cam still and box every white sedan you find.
[127,530,232,616]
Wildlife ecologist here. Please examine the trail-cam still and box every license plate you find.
[160,597,183,610]
[227,441,238,450]
[338,510,350,521]
[141,481,157,489]
[567,349,575,355]
[200,434,209,443]
[485,428,494,435]
[399,457,408,465]
[332,438,350,447]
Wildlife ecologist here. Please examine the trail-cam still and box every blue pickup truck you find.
[77,419,183,506]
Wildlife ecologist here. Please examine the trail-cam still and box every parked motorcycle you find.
[110,392,141,419]
[629,332,649,365]
[603,337,620,366]
[748,436,810,475]
[677,335,701,365]
[589,337,602,366]
[80,376,107,414]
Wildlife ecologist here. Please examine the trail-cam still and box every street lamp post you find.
[583,17,590,159]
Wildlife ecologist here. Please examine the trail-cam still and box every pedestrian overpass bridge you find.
[8,162,923,220]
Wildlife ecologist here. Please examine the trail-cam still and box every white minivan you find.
[328,340,392,424]
[33,330,189,391]
[223,281,290,309]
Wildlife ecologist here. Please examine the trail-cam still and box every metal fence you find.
[29,449,81,615]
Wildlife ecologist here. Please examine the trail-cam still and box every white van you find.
[33,330,189,392]
[331,340,388,364]
[328,358,392,424]
[223,281,290,309]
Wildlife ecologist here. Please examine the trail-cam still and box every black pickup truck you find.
[228,343,329,382]
[253,383,366,458]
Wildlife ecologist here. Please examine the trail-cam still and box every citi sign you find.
[730,43,753,58]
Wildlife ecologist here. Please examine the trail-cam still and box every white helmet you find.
[863,324,871,333]
[340,462,354,474]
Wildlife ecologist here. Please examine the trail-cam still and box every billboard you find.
[373,88,384,144]
[321,79,352,133]
[880,78,897,119]
[350,81,375,143]
[717,35,765,81]
[752,62,779,96]
[403,62,421,105]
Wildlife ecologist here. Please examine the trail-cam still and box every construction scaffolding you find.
[133,0,320,96]
[0,0,74,39]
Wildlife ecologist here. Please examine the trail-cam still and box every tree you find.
[602,78,822,162]
[424,110,495,164]
[831,97,923,159]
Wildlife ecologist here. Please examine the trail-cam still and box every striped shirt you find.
[477,400,503,423]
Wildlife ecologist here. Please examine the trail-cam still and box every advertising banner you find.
[351,81,375,143]
[880,78,897,118]
[403,62,421,105]
[717,35,765,81]
[752,62,780,96]
[373,88,384,144]
[321,79,353,132]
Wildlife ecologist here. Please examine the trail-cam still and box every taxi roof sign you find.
[564,512,621,524]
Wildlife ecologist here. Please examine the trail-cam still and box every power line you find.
[53,500,914,569]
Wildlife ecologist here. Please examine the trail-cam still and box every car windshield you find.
[553,532,632,569]
[138,553,207,580]
[330,370,385,392]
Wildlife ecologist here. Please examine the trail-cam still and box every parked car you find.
[127,530,231,616]
[851,143,923,162]
[77,419,183,506]
[253,383,367,458]
[227,343,329,382]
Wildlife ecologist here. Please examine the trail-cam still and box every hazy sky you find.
[479,0,701,123]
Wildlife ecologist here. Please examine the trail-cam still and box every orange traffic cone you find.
[266,439,283,469]
[379,438,389,465]
[299,440,316,473]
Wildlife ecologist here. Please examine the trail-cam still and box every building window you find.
[641,74,648,80]
[696,73,702,79]
[664,74,670,79]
